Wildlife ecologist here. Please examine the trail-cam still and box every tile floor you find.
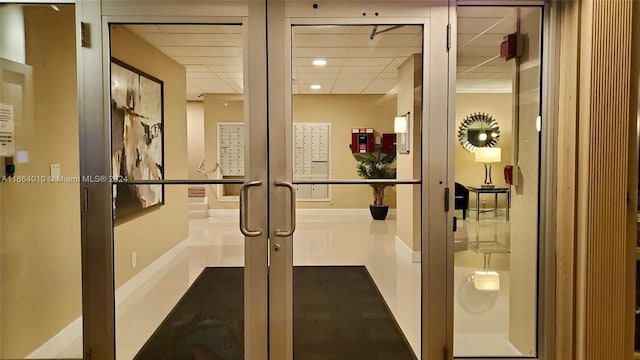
[51,208,528,359]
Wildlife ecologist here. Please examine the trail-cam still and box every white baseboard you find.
[28,207,400,357]
[27,237,192,359]
[207,207,397,219]
[26,317,82,359]
[395,235,421,263]
[208,208,237,217]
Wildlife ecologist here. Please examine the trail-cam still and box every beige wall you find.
[203,93,398,209]
[396,54,422,251]
[203,93,244,209]
[293,94,397,208]
[187,101,205,180]
[455,93,513,209]
[0,6,81,357]
[110,25,189,287]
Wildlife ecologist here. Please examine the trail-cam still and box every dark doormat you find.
[135,266,417,360]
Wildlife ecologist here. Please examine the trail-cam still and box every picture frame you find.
[110,57,164,223]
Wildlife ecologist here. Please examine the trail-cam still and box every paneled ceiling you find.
[457,7,516,94]
[125,8,516,100]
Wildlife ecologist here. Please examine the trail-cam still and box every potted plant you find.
[354,148,397,220]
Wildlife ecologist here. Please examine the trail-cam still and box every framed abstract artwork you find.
[110,57,164,223]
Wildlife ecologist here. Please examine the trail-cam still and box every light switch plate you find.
[50,164,61,178]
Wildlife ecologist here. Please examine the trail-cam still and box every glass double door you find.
[80,1,452,359]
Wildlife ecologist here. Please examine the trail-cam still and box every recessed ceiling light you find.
[310,84,322,90]
[312,59,327,66]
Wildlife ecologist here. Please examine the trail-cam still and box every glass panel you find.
[291,25,423,359]
[109,23,247,359]
[0,4,82,359]
[454,6,542,357]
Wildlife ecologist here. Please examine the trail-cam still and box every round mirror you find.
[457,112,500,153]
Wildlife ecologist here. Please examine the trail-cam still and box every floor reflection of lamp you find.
[473,253,500,291]
[475,147,501,188]
[473,270,500,291]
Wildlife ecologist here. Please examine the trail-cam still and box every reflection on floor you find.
[453,210,520,357]
[49,209,521,359]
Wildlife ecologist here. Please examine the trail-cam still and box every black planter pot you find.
[369,205,389,220]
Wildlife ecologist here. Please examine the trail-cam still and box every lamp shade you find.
[475,147,501,163]
[394,116,408,134]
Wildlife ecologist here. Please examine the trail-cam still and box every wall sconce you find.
[475,147,501,188]
[394,112,410,154]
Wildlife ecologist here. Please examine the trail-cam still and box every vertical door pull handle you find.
[275,181,296,237]
[239,180,263,237]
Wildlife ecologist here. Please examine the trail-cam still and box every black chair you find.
[454,182,469,219]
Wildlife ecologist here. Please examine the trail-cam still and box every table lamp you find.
[475,147,501,188]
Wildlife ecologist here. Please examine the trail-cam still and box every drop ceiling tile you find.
[458,46,501,58]
[185,65,212,73]
[352,33,420,48]
[124,24,163,33]
[293,34,355,48]
[362,87,394,94]
[332,86,367,94]
[457,55,505,67]
[341,65,386,74]
[296,80,334,89]
[364,80,398,93]
[157,24,243,34]
[293,25,360,35]
[343,57,393,66]
[376,72,397,80]
[458,65,511,74]
[457,17,516,35]
[333,72,375,81]
[295,73,339,81]
[133,32,181,47]
[172,56,200,65]
[207,65,243,73]
[366,25,423,35]
[456,78,512,93]
[459,72,513,80]
[457,6,515,18]
[188,77,221,87]
[171,33,243,47]
[295,65,342,74]
[293,47,350,58]
[347,47,420,58]
[124,13,516,96]
[389,58,411,68]
[159,46,242,57]
[458,33,505,48]
[198,57,243,66]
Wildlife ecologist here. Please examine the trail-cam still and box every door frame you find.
[1,0,560,359]
[76,0,454,359]
[266,1,455,359]
[77,1,270,359]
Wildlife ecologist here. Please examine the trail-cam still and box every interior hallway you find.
[44,208,518,359]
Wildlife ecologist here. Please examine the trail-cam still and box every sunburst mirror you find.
[457,112,500,153]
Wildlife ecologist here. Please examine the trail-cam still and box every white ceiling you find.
[457,7,516,94]
[125,8,516,100]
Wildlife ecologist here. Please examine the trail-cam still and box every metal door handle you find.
[239,180,263,237]
[275,181,296,237]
